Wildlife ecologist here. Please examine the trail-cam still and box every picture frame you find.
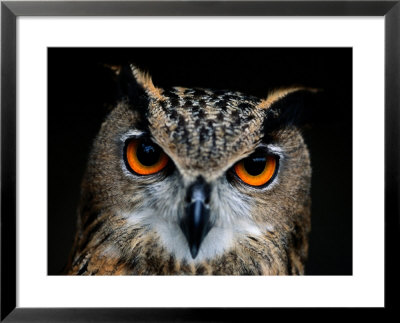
[1,0,398,321]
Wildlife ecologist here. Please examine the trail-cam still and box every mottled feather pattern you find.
[149,87,265,178]
[66,65,312,275]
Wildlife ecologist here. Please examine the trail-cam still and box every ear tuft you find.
[109,64,151,117]
[129,64,165,101]
[261,86,321,136]
[257,86,320,110]
[103,64,122,76]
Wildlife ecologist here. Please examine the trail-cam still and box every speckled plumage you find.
[66,65,313,275]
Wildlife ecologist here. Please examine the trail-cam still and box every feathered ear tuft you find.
[257,86,319,110]
[260,86,321,137]
[129,64,165,101]
[103,64,123,76]
[103,63,165,109]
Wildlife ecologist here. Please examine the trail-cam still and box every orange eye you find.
[234,153,278,187]
[125,138,169,175]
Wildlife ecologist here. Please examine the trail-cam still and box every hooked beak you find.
[179,177,212,259]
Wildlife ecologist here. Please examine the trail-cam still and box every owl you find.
[66,64,316,275]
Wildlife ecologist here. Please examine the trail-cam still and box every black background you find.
[48,48,352,275]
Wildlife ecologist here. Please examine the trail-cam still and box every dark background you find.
[48,48,352,275]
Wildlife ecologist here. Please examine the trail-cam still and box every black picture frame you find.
[1,1,398,321]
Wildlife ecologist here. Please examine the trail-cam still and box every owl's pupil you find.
[137,141,161,166]
[243,156,266,176]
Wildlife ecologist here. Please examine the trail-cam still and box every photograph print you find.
[48,48,352,275]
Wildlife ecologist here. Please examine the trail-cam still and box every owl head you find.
[73,64,316,275]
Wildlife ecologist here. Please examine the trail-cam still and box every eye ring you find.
[124,138,169,175]
[233,153,278,187]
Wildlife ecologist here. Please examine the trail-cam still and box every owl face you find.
[79,65,312,267]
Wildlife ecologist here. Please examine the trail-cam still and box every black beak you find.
[180,177,212,259]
